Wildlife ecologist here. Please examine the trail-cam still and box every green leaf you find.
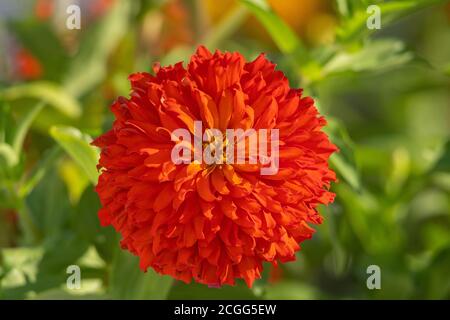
[323,39,413,75]
[431,140,450,173]
[31,289,107,300]
[0,247,43,297]
[337,0,448,42]
[12,102,45,156]
[0,143,18,168]
[239,0,303,55]
[26,168,71,239]
[1,274,66,299]
[330,153,361,191]
[38,232,89,274]
[336,0,351,18]
[109,249,173,300]
[19,146,62,198]
[49,126,99,184]
[73,186,117,263]
[264,282,319,300]
[1,235,88,299]
[326,119,361,190]
[74,186,102,242]
[63,0,131,97]
[0,82,81,118]
[0,100,12,144]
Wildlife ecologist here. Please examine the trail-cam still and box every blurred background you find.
[0,0,449,299]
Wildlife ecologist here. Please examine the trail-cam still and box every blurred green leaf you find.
[19,146,62,198]
[38,233,88,275]
[326,119,361,190]
[385,147,411,196]
[74,186,101,242]
[109,249,173,299]
[64,0,131,97]
[38,232,88,274]
[73,186,117,263]
[49,126,99,184]
[239,0,303,55]
[1,274,66,299]
[0,143,18,168]
[330,153,361,191]
[337,0,449,42]
[416,247,450,299]
[12,102,44,156]
[336,0,351,18]
[0,100,12,144]
[26,169,71,239]
[0,247,43,298]
[432,140,450,173]
[323,39,413,75]
[0,82,81,118]
[31,288,107,300]
[264,282,319,300]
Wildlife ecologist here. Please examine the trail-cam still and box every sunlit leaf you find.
[12,102,45,156]
[0,82,81,118]
[38,232,88,274]
[323,39,413,75]
[0,247,43,299]
[49,126,99,184]
[0,143,18,168]
[330,153,361,191]
[264,282,319,300]
[239,0,303,55]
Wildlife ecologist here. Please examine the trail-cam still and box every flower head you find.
[15,49,42,80]
[93,46,337,287]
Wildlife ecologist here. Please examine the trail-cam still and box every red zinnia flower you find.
[35,0,54,21]
[93,46,337,287]
[15,49,43,80]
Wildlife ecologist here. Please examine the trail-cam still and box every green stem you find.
[17,201,41,245]
[18,146,62,199]
[12,102,45,156]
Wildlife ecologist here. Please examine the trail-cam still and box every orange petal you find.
[194,89,219,129]
[196,170,217,202]
[222,164,242,185]
[211,168,230,195]
[218,88,233,131]
[254,97,278,129]
[279,147,303,159]
[228,90,245,128]
[153,183,175,211]
[219,198,238,220]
